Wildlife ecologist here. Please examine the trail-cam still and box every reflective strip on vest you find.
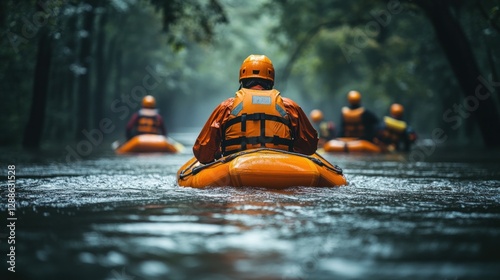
[222,88,294,154]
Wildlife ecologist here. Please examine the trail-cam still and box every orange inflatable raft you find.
[177,148,347,188]
[114,134,180,154]
[323,137,382,153]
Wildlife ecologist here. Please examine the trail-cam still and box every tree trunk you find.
[63,13,78,140]
[417,0,500,147]
[93,10,108,129]
[75,3,95,139]
[114,47,123,100]
[22,27,52,149]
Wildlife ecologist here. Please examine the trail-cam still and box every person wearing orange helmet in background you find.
[338,90,379,141]
[375,103,417,152]
[125,95,167,140]
[193,54,318,164]
[309,109,336,147]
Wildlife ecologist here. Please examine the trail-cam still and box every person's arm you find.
[364,109,380,140]
[283,98,318,155]
[193,99,233,163]
[367,110,380,126]
[125,113,138,139]
[402,126,417,151]
[338,112,345,137]
[329,121,337,139]
[157,115,167,136]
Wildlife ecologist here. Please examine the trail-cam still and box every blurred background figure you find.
[309,109,336,147]
[338,90,379,141]
[126,95,167,140]
[376,103,417,152]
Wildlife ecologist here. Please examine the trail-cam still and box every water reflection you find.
[2,145,500,280]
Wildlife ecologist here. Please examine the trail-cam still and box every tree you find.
[267,0,500,146]
[413,0,500,147]
[75,1,96,140]
[22,2,54,148]
[16,0,227,149]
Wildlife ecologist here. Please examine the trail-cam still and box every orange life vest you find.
[136,114,162,135]
[222,88,294,155]
[341,106,365,138]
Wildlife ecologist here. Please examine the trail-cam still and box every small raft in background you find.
[114,134,182,154]
[177,148,347,188]
[323,137,382,153]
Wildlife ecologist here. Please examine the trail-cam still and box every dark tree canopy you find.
[1,0,227,148]
[267,0,500,147]
[1,0,499,151]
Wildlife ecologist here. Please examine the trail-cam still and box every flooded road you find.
[1,136,500,280]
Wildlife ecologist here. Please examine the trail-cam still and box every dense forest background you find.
[1,0,499,155]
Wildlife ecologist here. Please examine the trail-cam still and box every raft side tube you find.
[177,148,347,188]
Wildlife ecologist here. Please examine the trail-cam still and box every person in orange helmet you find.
[125,95,166,139]
[309,109,336,147]
[193,54,318,164]
[375,103,417,152]
[338,90,379,141]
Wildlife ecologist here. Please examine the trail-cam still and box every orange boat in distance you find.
[177,148,347,189]
[114,134,181,154]
[323,137,382,153]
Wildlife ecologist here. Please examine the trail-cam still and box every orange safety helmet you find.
[309,109,324,123]
[390,103,404,119]
[142,95,156,109]
[347,90,361,105]
[239,54,275,82]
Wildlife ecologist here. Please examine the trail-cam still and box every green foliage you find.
[265,0,499,142]
[148,0,228,49]
[0,0,229,147]
[0,0,45,145]
[2,0,499,148]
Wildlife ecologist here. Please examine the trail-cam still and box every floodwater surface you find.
[1,137,500,280]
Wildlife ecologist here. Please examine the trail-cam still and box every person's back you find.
[338,90,379,141]
[376,103,416,151]
[222,87,295,155]
[126,95,166,139]
[193,54,318,164]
